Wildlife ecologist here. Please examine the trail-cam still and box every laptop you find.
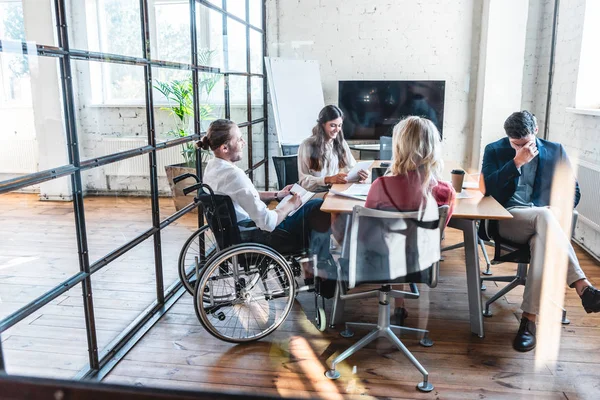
[371,167,389,183]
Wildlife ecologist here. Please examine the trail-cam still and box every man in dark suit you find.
[481,110,600,352]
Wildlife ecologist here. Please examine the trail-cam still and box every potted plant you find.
[155,50,221,211]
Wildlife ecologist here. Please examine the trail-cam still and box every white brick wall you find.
[265,0,482,168]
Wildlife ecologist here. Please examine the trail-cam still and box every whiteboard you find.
[265,57,325,146]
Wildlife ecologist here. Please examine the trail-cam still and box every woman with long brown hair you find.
[298,105,368,192]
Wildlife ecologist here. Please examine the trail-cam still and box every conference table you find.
[320,161,512,337]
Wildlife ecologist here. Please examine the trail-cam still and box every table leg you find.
[448,218,485,337]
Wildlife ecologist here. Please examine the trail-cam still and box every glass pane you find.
[197,4,224,70]
[90,237,157,355]
[250,122,265,187]
[249,29,263,74]
[0,176,80,320]
[0,55,68,178]
[159,214,201,294]
[249,0,262,28]
[2,283,90,379]
[156,146,197,214]
[229,75,248,124]
[154,1,191,64]
[207,0,223,8]
[226,0,246,21]
[1,0,56,47]
[199,71,226,131]
[153,68,194,145]
[251,76,264,120]
[81,154,152,264]
[251,162,266,190]
[225,17,247,72]
[68,0,142,58]
[71,60,148,161]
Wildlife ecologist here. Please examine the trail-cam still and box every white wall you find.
[265,0,483,167]
[476,0,529,164]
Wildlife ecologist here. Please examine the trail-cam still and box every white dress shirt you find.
[297,138,357,191]
[203,157,278,232]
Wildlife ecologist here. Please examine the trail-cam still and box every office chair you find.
[478,210,578,324]
[379,136,392,160]
[272,155,299,190]
[325,203,449,392]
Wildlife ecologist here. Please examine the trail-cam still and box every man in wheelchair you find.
[198,119,332,275]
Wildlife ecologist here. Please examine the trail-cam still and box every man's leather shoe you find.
[581,286,600,313]
[513,317,536,352]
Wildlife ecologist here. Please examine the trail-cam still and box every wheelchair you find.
[175,174,330,343]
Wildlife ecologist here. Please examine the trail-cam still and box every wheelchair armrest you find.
[183,183,204,196]
[173,173,199,185]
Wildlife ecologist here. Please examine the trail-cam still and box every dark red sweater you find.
[365,171,455,225]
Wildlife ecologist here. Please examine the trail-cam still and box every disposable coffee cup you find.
[451,169,466,193]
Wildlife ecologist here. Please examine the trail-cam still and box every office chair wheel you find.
[340,328,354,338]
[194,244,295,343]
[419,337,434,347]
[325,369,340,380]
[315,307,327,332]
[417,381,434,392]
[483,309,493,317]
[178,225,219,295]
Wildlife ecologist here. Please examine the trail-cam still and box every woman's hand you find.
[325,173,348,185]
[357,169,369,183]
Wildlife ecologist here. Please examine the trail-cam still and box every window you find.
[575,0,600,109]
[87,0,196,105]
[0,0,32,107]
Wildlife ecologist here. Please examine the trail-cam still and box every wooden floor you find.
[2,194,600,398]
[0,193,199,378]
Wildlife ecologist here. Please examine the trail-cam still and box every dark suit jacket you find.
[481,137,580,208]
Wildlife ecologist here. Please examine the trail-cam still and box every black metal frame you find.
[0,0,268,378]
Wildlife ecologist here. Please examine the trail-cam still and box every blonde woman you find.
[298,105,368,192]
[365,116,455,324]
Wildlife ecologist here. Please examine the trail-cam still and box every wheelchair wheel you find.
[194,244,295,343]
[178,225,219,295]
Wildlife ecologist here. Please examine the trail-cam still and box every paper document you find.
[329,189,367,201]
[345,183,371,196]
[346,161,373,182]
[276,183,315,216]
[329,184,371,201]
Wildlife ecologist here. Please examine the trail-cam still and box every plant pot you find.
[165,163,205,212]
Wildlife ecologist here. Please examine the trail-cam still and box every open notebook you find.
[275,183,316,216]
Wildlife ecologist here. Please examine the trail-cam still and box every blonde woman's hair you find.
[390,116,443,196]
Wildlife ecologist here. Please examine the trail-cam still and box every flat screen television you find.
[338,80,445,140]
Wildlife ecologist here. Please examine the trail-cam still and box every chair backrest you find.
[281,144,300,156]
[272,155,299,190]
[379,136,393,160]
[344,199,448,289]
[195,184,242,249]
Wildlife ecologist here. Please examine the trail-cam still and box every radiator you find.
[0,139,38,173]
[575,160,600,231]
[98,138,185,177]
